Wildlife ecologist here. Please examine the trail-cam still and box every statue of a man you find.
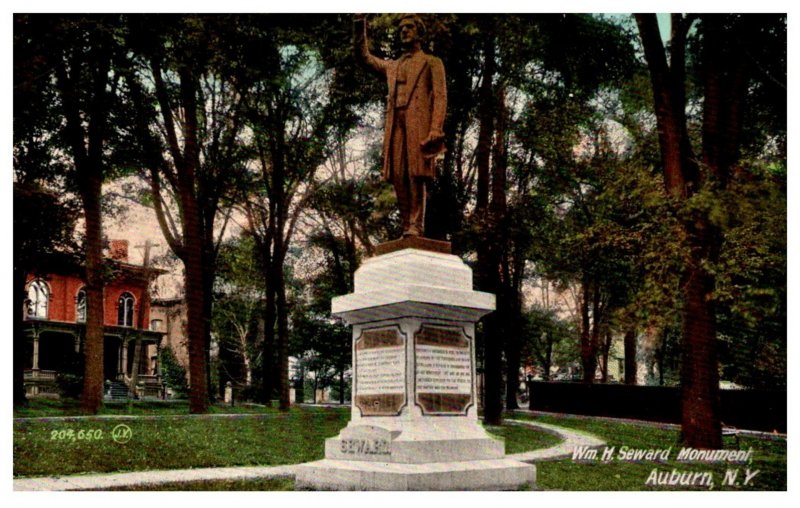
[355,14,447,238]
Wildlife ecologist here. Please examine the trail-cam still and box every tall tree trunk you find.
[54,35,114,414]
[276,262,290,411]
[79,177,105,413]
[600,330,611,383]
[474,22,503,426]
[262,284,276,403]
[504,339,520,409]
[580,278,596,383]
[543,334,552,381]
[624,328,637,385]
[183,195,209,413]
[493,84,519,411]
[312,373,318,404]
[242,308,258,386]
[591,284,603,381]
[176,65,210,415]
[295,363,304,403]
[657,332,666,386]
[679,225,721,448]
[202,265,215,402]
[475,20,495,212]
[635,13,749,448]
[254,206,276,404]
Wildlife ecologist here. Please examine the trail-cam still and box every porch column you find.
[118,340,124,374]
[32,333,40,371]
[156,341,161,378]
[121,340,128,376]
[73,334,80,353]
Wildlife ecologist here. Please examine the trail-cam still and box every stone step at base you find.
[294,458,535,491]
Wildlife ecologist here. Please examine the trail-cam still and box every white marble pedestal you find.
[294,246,536,490]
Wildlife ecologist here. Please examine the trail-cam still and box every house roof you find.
[25,251,168,281]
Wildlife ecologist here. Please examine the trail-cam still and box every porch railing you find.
[24,370,59,397]
[23,369,58,380]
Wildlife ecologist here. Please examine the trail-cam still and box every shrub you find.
[159,346,188,399]
[56,373,83,399]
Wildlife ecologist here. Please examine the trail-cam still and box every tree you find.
[715,162,786,389]
[635,13,786,447]
[213,237,265,392]
[123,15,252,412]
[14,16,82,406]
[15,15,131,413]
[520,306,575,381]
[239,16,362,410]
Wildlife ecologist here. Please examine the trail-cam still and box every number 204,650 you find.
[50,429,103,441]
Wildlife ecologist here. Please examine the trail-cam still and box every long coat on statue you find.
[362,49,447,182]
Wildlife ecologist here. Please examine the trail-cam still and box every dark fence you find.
[528,381,786,433]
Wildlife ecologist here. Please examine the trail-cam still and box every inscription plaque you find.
[415,325,474,415]
[354,327,406,416]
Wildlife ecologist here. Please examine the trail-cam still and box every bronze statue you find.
[355,14,447,237]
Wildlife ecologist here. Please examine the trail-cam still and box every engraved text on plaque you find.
[414,325,473,415]
[355,327,406,416]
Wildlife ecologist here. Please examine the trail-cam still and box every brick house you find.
[23,240,166,398]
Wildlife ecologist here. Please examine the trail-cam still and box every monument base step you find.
[325,434,505,463]
[294,458,536,491]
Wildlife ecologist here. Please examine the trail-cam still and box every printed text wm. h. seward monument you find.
[294,14,536,490]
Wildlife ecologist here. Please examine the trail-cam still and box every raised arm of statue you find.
[354,15,389,76]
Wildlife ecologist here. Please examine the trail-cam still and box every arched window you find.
[26,279,49,319]
[118,292,135,327]
[76,288,87,323]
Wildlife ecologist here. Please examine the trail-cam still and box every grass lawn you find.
[14,406,349,477]
[13,401,557,479]
[16,400,784,491]
[513,413,786,491]
[13,398,279,418]
[484,423,561,454]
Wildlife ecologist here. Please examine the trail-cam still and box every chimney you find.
[109,239,129,263]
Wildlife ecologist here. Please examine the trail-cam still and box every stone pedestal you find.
[295,246,536,490]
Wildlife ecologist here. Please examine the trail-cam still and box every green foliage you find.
[642,318,682,387]
[56,374,84,400]
[14,14,786,410]
[13,184,81,272]
[290,305,351,400]
[714,166,786,388]
[520,306,579,379]
[213,236,264,392]
[159,347,188,398]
